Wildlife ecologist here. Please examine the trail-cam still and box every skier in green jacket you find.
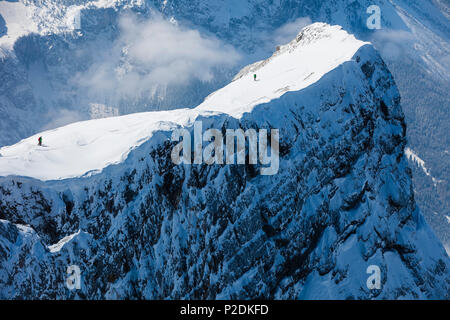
[254,74,257,81]
[38,136,42,146]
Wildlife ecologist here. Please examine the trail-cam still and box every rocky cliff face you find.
[0,24,448,299]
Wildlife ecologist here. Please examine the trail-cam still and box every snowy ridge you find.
[0,23,448,299]
[204,24,368,117]
[0,23,367,181]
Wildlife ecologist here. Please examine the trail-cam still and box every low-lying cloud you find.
[74,13,241,101]
[370,29,415,61]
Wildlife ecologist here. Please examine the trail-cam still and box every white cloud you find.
[74,13,241,101]
[371,29,414,60]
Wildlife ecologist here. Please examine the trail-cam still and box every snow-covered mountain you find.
[0,24,448,299]
[0,0,448,250]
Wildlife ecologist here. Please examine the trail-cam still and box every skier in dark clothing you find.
[254,74,257,81]
[38,136,42,146]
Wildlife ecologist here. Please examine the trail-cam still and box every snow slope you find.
[0,24,367,181]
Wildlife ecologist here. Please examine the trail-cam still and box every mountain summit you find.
[0,24,448,299]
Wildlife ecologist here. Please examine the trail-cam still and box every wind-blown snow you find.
[0,24,367,181]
